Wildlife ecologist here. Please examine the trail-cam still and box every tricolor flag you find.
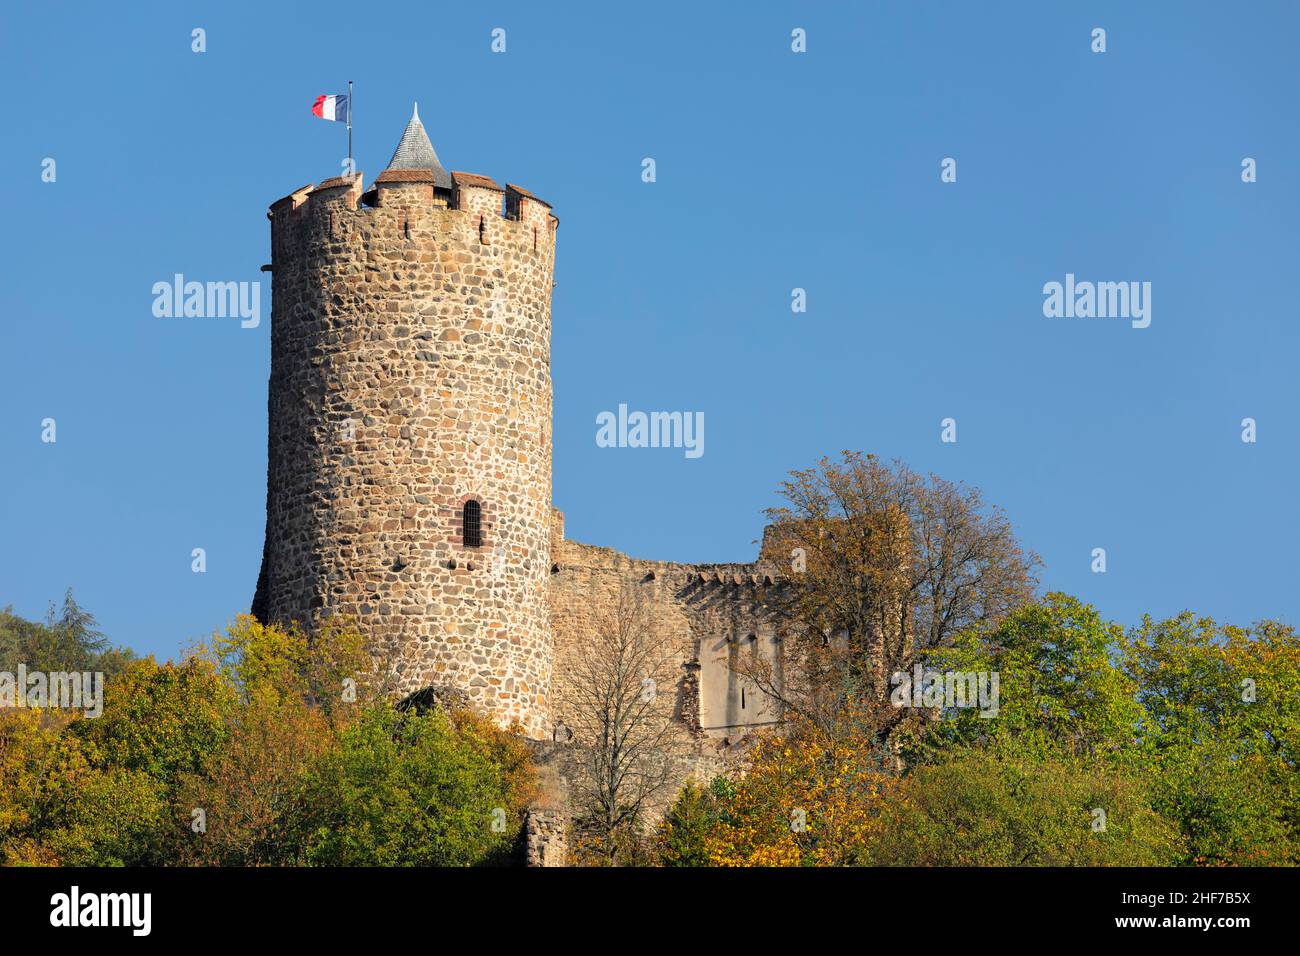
[311,94,350,123]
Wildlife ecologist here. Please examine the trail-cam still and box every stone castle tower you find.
[252,106,559,738]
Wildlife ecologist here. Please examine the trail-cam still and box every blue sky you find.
[2,1,1297,661]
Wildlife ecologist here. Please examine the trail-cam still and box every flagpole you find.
[348,80,354,177]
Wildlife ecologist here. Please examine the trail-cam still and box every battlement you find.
[266,171,559,283]
[269,171,556,235]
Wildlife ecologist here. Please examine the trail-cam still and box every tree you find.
[208,614,379,719]
[1121,613,1300,865]
[567,590,686,864]
[658,704,897,867]
[177,692,333,866]
[296,703,536,867]
[0,707,172,866]
[656,777,733,867]
[0,591,134,678]
[916,600,1300,865]
[867,740,1181,866]
[177,616,373,865]
[37,763,170,866]
[72,656,234,790]
[920,593,1143,760]
[0,615,540,867]
[753,452,1038,734]
[0,709,77,865]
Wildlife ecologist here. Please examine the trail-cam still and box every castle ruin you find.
[252,106,785,749]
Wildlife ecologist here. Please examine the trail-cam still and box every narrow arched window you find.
[462,500,482,548]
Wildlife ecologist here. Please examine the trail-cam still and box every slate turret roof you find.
[378,103,452,189]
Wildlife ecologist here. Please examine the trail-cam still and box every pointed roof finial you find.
[380,101,451,189]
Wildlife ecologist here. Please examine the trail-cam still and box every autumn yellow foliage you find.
[701,708,896,867]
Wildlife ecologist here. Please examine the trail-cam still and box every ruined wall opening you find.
[698,627,783,736]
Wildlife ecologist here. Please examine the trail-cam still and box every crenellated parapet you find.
[268,170,557,262]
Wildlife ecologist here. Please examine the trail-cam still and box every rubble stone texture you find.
[524,808,568,867]
[254,158,558,739]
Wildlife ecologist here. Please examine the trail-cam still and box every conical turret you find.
[376,102,452,189]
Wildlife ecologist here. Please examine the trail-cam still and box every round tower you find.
[252,105,558,737]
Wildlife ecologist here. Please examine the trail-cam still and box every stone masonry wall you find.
[254,172,558,739]
[524,808,568,867]
[548,526,786,752]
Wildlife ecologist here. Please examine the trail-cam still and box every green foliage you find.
[922,593,1142,759]
[1121,614,1300,864]
[1142,742,1293,866]
[0,605,536,867]
[297,704,534,867]
[5,585,1296,868]
[38,765,170,866]
[868,740,1180,866]
[0,708,171,867]
[666,595,1300,868]
[176,691,333,866]
[210,614,374,717]
[73,656,234,789]
[0,710,78,865]
[0,591,133,677]
[657,778,732,867]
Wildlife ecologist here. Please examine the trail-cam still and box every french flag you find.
[311,94,350,123]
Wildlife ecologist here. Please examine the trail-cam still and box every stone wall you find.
[548,525,787,750]
[254,171,558,739]
[524,808,568,867]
